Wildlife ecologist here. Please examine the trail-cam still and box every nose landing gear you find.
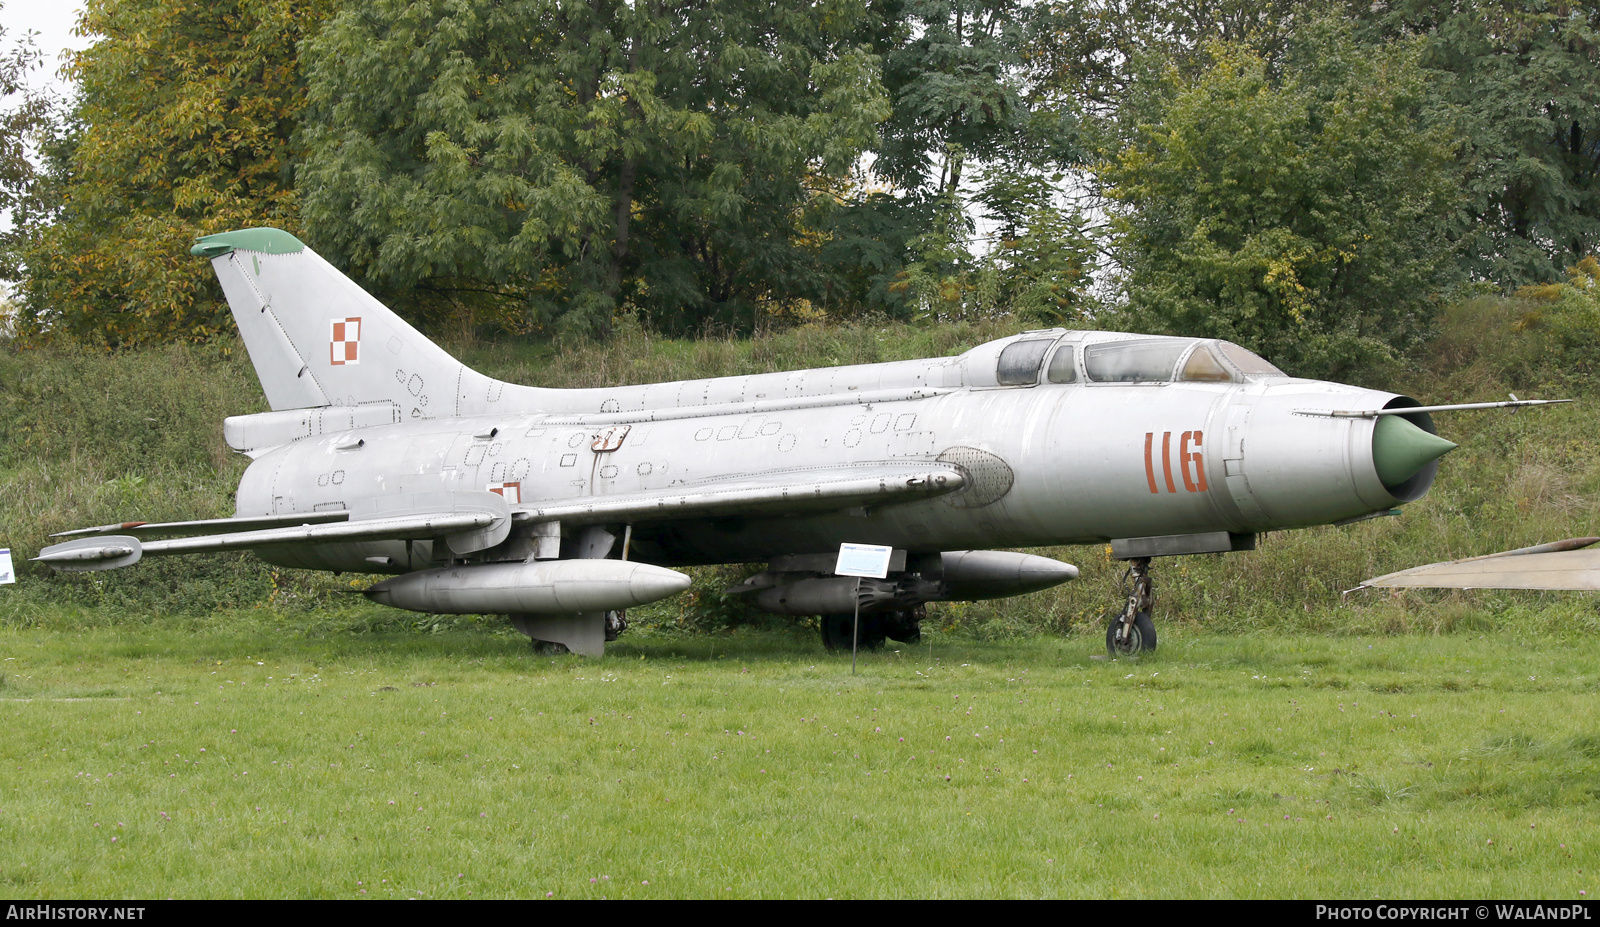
[1107,557,1158,657]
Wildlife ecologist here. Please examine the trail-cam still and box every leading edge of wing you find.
[1362,538,1600,591]
[512,463,967,526]
[35,513,496,572]
[36,491,513,572]
[50,511,351,539]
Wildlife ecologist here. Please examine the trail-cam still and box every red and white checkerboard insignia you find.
[487,481,521,505]
[330,317,361,366]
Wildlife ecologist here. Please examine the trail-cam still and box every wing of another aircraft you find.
[1361,537,1600,591]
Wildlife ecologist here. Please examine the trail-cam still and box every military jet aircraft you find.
[34,228,1568,656]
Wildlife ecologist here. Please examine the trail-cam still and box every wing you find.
[35,465,965,572]
[1361,537,1600,591]
[510,463,966,526]
[35,492,511,572]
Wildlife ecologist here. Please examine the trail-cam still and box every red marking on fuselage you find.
[1160,431,1178,494]
[1145,430,1207,494]
[1182,430,1207,492]
[1179,431,1197,492]
[1144,433,1159,493]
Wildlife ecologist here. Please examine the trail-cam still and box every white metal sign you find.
[0,548,14,584]
[835,542,893,579]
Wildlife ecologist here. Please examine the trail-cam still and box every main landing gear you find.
[1107,557,1158,658]
[819,607,924,651]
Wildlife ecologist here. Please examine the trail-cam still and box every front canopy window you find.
[1083,339,1191,383]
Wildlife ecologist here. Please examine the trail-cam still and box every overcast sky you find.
[4,1,90,99]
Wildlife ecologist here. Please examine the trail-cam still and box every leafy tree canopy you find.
[870,0,1091,323]
[22,0,1592,364]
[1351,0,1600,286]
[1098,14,1465,379]
[296,0,890,338]
[15,0,336,346]
[0,6,62,286]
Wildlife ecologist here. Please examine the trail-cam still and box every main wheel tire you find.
[884,611,922,644]
[1106,609,1157,658]
[860,615,888,650]
[820,614,853,651]
[820,613,887,651]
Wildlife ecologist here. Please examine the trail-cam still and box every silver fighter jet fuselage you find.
[39,227,1514,656]
[235,341,1433,574]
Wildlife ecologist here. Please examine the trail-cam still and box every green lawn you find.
[1,626,1595,899]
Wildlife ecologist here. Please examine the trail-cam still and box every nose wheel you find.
[1107,557,1158,657]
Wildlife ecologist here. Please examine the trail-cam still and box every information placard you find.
[835,543,894,579]
[0,548,14,584]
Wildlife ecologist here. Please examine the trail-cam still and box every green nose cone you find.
[1372,414,1457,487]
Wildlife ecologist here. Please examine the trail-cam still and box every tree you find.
[864,0,1090,322]
[1025,0,1306,117]
[16,0,336,346]
[892,167,1092,325]
[295,0,889,339]
[1351,0,1600,287]
[1099,16,1465,379]
[0,5,63,288]
[875,0,1037,196]
[972,168,1093,322]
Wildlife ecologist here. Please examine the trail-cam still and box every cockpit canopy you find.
[995,334,1284,386]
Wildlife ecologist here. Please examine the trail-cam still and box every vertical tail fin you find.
[193,228,497,417]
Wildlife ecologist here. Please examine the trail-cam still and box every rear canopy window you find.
[1083,339,1190,383]
[996,338,1055,386]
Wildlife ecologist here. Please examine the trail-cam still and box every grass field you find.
[2,625,1595,899]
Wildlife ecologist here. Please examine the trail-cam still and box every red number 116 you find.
[1144,431,1207,494]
